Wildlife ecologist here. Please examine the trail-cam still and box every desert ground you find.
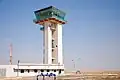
[0,71,120,80]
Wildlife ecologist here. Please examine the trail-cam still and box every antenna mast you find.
[9,43,12,65]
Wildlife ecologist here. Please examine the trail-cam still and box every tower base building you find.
[0,63,64,77]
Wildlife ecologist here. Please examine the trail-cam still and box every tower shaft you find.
[43,22,63,65]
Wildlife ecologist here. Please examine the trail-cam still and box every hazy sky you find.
[0,0,120,71]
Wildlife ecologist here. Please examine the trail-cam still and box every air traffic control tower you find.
[33,6,66,71]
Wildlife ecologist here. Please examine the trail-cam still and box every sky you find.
[0,0,120,71]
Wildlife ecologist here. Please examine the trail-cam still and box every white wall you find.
[44,22,52,64]
[57,24,63,65]
[6,65,17,77]
[0,64,64,77]
[0,65,17,77]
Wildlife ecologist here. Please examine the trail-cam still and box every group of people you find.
[36,73,56,80]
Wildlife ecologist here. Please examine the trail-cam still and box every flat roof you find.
[34,6,53,13]
[34,6,65,14]
[19,63,63,66]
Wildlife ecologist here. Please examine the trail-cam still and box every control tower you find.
[33,6,66,66]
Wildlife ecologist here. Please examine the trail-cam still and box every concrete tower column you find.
[43,22,52,64]
[56,24,63,65]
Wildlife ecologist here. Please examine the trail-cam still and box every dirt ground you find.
[1,76,120,80]
[0,72,120,80]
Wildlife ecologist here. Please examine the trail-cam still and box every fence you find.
[0,68,6,77]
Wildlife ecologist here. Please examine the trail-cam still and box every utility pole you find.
[72,60,75,71]
[9,43,12,65]
[72,58,81,71]
[77,58,80,70]
[17,60,20,77]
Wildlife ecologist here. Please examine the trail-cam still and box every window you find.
[13,68,17,72]
[59,69,61,74]
[56,45,58,47]
[48,11,53,16]
[52,31,54,35]
[52,49,54,52]
[52,39,55,48]
[54,70,56,72]
[21,70,24,73]
[47,69,50,72]
[52,59,54,63]
[54,13,58,16]
[27,69,30,73]
[41,70,44,72]
[52,39,54,42]
[62,69,64,71]
[34,69,37,73]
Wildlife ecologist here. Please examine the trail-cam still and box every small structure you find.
[0,63,64,77]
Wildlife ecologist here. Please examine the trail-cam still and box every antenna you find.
[9,43,12,65]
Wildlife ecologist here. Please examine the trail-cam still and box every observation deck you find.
[33,6,67,25]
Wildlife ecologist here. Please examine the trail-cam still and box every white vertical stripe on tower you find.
[57,24,63,65]
[48,22,52,64]
[43,27,45,64]
[44,22,52,64]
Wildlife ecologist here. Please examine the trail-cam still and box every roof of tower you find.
[33,6,67,24]
[34,6,53,13]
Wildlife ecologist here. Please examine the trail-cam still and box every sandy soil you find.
[0,71,120,80]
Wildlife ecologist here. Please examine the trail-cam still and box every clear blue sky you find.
[0,0,120,71]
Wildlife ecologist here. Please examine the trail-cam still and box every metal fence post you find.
[43,75,45,80]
